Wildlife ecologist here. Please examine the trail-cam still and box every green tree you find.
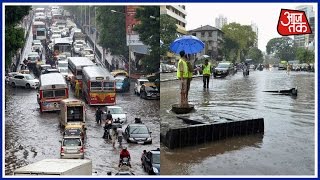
[134,6,160,73]
[160,14,177,56]
[247,47,264,64]
[222,23,256,63]
[5,6,31,68]
[96,6,127,56]
[266,37,296,61]
[295,47,315,64]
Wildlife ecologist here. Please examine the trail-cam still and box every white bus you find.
[37,73,69,112]
[53,38,72,57]
[68,57,95,88]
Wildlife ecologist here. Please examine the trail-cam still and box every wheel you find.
[26,83,31,89]
[11,82,16,88]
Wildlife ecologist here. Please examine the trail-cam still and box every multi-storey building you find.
[294,5,315,49]
[160,5,187,36]
[215,15,228,29]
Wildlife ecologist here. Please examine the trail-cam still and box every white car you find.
[134,78,149,95]
[73,40,86,54]
[81,48,95,61]
[27,52,40,64]
[60,136,84,159]
[5,72,20,84]
[9,74,39,89]
[57,60,68,78]
[105,106,127,124]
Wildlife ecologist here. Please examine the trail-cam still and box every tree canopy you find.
[221,23,256,63]
[160,14,177,56]
[5,6,31,68]
[247,47,264,64]
[133,6,160,73]
[266,37,296,61]
[295,47,314,64]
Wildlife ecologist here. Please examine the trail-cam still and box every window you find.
[63,138,81,146]
[76,70,82,76]
[55,89,66,97]
[14,75,24,80]
[201,32,205,37]
[43,90,54,98]
[103,82,115,90]
[209,32,212,37]
[91,81,102,91]
[37,31,45,36]
[192,33,196,36]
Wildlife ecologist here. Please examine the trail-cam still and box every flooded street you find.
[160,70,315,175]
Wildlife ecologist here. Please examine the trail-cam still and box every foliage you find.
[295,47,315,64]
[221,23,256,63]
[5,6,31,68]
[160,14,177,56]
[266,37,296,61]
[247,47,264,64]
[134,6,160,73]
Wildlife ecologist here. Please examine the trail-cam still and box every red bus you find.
[82,66,116,105]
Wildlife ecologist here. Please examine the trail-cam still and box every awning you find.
[131,45,150,55]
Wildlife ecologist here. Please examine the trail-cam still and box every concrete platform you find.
[160,116,264,149]
[171,104,195,114]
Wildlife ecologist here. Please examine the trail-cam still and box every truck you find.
[14,159,92,176]
[60,99,86,127]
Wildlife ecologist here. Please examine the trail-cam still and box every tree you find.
[5,6,31,68]
[295,47,315,64]
[160,14,177,56]
[247,47,264,64]
[266,37,296,61]
[134,6,160,73]
[222,23,256,63]
[96,6,127,56]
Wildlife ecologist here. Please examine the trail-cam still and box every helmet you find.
[122,146,127,150]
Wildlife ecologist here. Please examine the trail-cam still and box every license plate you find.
[152,95,156,98]
[217,72,221,74]
[137,141,144,144]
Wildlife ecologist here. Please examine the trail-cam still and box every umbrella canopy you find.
[170,35,205,54]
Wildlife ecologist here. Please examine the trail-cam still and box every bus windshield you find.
[103,82,115,91]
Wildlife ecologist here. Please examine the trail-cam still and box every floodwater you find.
[160,70,315,175]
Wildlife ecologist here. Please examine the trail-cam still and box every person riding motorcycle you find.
[119,147,131,168]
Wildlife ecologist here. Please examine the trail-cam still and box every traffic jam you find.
[5,6,160,176]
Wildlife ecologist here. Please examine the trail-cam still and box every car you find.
[5,72,20,84]
[32,40,41,46]
[42,68,60,74]
[213,61,235,78]
[139,83,160,100]
[64,123,86,141]
[105,106,127,124]
[27,52,40,64]
[38,64,52,75]
[134,78,149,95]
[57,60,68,78]
[60,136,84,159]
[141,148,160,175]
[9,74,39,89]
[73,40,86,54]
[115,75,130,92]
[123,123,152,144]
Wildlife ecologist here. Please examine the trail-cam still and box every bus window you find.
[103,82,115,90]
[76,70,82,76]
[43,90,54,98]
[67,107,83,121]
[55,89,66,97]
[91,82,102,91]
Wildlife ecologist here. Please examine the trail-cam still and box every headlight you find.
[152,167,159,174]
[147,137,152,141]
[147,93,151,96]
[129,138,134,141]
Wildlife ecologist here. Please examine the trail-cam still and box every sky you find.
[185,3,317,53]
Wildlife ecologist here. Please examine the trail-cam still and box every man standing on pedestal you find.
[177,51,189,108]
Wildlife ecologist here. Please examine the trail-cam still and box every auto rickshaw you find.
[64,123,86,141]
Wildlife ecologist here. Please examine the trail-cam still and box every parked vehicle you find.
[104,106,127,124]
[134,78,149,95]
[60,99,86,127]
[139,83,160,100]
[141,149,160,175]
[115,75,130,92]
[213,61,235,78]
[13,159,92,176]
[123,123,152,144]
[9,74,39,89]
[60,136,84,159]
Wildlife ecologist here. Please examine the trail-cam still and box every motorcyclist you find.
[106,111,113,121]
[119,147,131,168]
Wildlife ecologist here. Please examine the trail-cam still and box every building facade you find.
[251,22,259,48]
[294,5,315,50]
[160,5,187,36]
[188,25,224,60]
[215,15,228,29]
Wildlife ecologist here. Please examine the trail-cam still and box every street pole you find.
[94,7,97,58]
[128,31,131,79]
[89,6,90,35]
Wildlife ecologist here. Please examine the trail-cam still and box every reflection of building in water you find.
[294,5,315,50]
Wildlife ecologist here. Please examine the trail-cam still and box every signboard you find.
[125,6,144,46]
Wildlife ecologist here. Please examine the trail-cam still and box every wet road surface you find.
[160,69,315,175]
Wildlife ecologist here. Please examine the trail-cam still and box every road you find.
[160,70,315,175]
[5,17,160,176]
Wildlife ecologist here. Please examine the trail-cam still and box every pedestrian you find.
[286,62,291,75]
[75,80,80,97]
[185,54,193,98]
[141,150,147,163]
[177,50,189,107]
[110,127,117,148]
[202,59,211,88]
[117,126,123,146]
[106,111,113,121]
[95,107,103,124]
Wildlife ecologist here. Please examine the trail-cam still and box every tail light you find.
[80,147,84,153]
[60,147,64,153]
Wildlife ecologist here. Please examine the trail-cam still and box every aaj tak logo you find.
[277,9,312,36]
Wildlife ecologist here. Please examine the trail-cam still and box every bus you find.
[68,57,95,89]
[53,38,72,57]
[52,12,64,23]
[37,73,69,112]
[82,66,116,105]
[36,27,46,42]
[32,21,46,39]
[34,8,45,14]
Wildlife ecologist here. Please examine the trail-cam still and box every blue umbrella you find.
[170,35,205,54]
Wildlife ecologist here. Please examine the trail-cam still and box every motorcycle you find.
[103,119,113,140]
[119,157,131,168]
